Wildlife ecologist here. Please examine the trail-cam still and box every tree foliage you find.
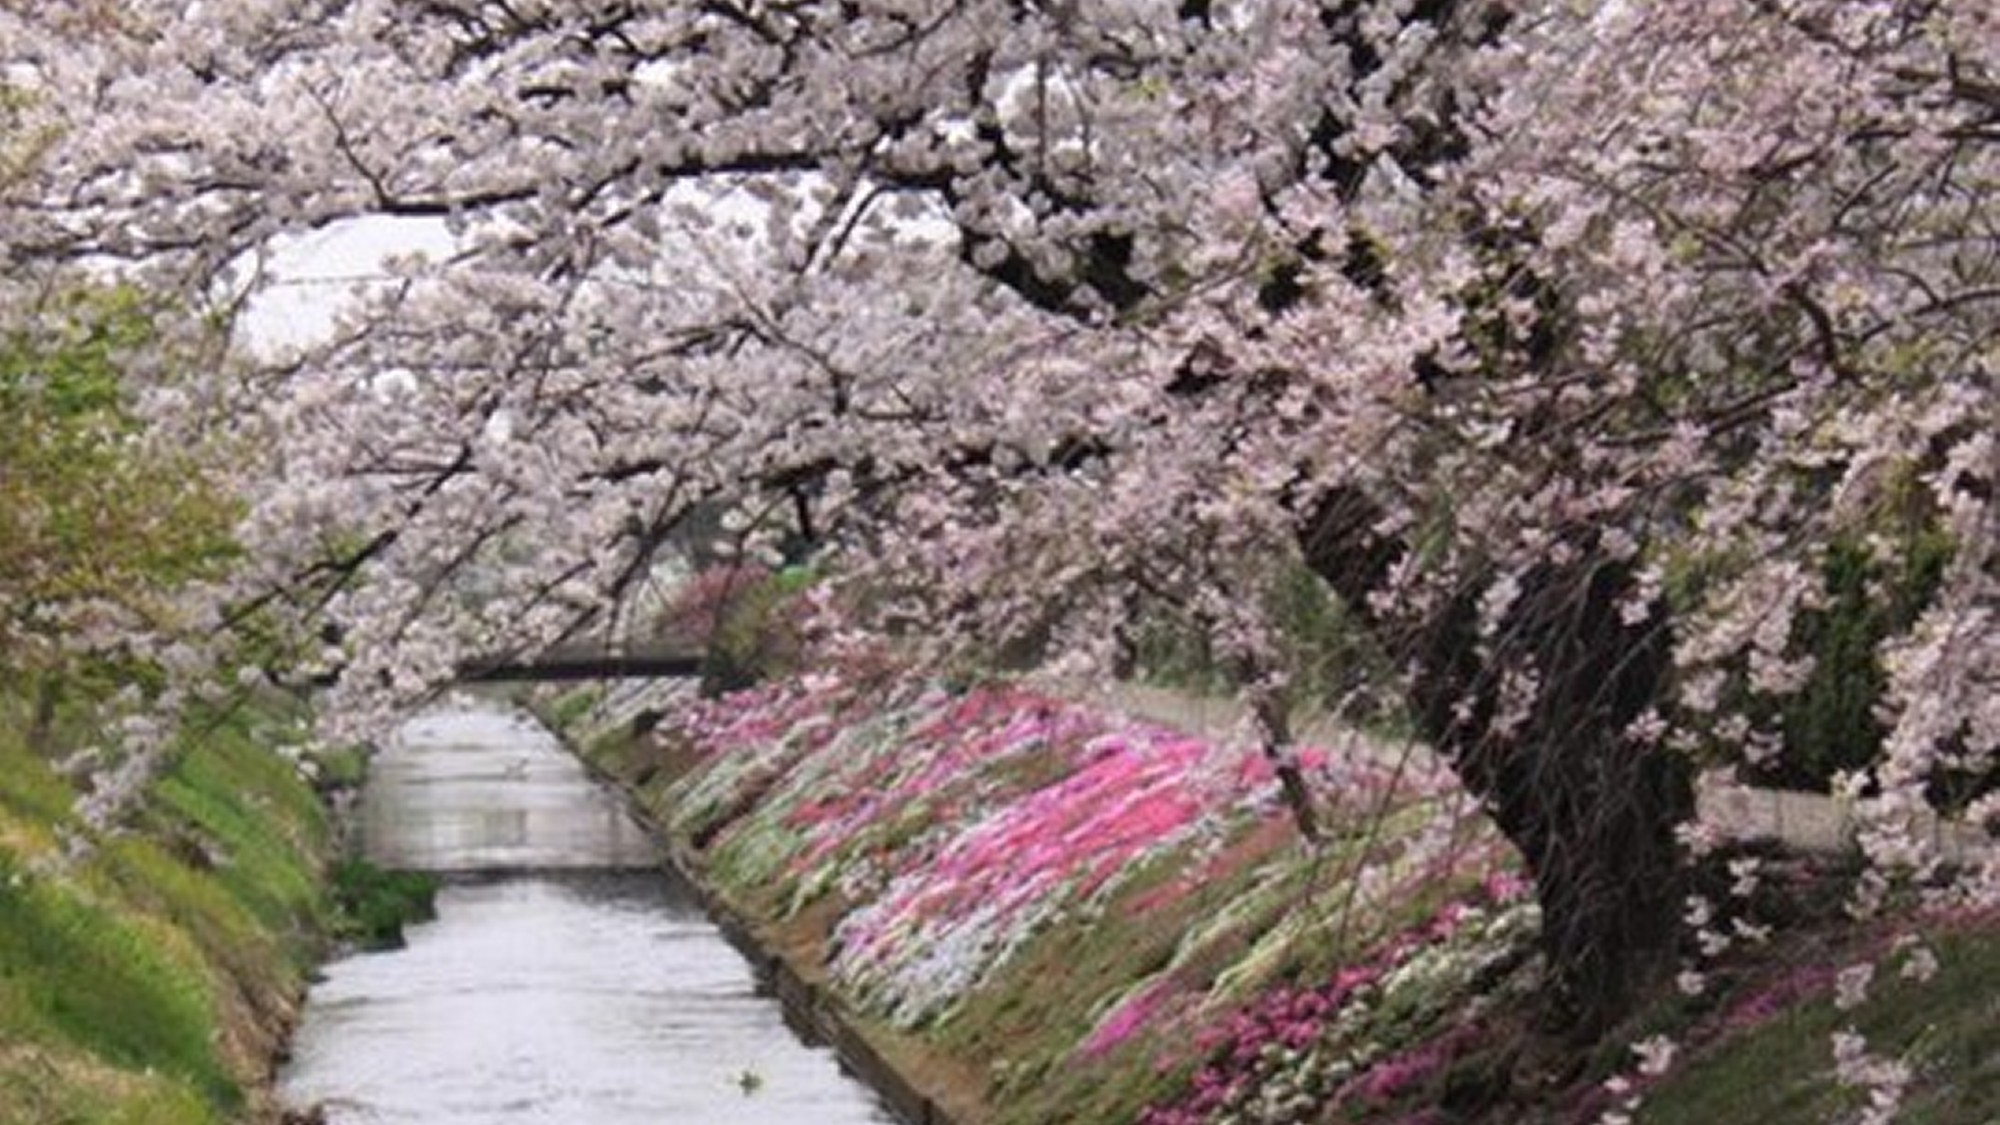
[0,289,237,679]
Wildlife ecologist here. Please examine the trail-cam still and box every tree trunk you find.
[28,673,61,756]
[1300,489,1691,1035]
[1244,683,1323,844]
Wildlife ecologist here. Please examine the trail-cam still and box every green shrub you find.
[306,743,368,791]
[547,687,604,733]
[1131,562,1393,726]
[1763,533,1962,796]
[330,859,438,949]
[1771,540,1889,790]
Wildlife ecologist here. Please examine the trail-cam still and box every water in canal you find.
[279,700,895,1125]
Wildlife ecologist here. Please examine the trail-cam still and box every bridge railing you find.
[457,641,705,683]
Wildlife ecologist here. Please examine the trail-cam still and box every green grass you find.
[0,851,235,1107]
[0,687,337,1121]
[1643,928,2000,1125]
[146,719,328,935]
[0,741,76,860]
[0,744,75,833]
[0,1045,220,1125]
[580,720,642,776]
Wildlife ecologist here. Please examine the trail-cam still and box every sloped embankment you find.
[571,677,1998,1125]
[572,677,1538,1124]
[0,691,336,1124]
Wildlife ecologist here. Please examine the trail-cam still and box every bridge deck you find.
[459,643,704,683]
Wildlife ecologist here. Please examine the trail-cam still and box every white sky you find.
[237,214,457,355]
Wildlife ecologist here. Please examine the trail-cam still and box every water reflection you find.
[358,705,659,873]
[282,701,894,1124]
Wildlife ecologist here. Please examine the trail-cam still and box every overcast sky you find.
[237,215,458,355]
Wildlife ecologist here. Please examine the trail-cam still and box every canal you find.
[279,701,895,1124]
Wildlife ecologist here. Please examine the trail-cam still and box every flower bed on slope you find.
[576,675,2000,1125]
[586,673,1554,1123]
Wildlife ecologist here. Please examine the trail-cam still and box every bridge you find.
[457,641,705,683]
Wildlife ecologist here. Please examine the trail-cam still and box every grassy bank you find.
[0,684,338,1124]
[561,677,1997,1125]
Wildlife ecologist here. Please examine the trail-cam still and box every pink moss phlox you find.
[1142,886,1519,1125]
[1144,964,1390,1124]
[1341,1023,1483,1104]
[1081,980,1175,1058]
[684,677,853,759]
[1483,870,1530,904]
[894,690,1102,800]
[785,688,1108,874]
[1719,963,1837,1034]
[782,692,1034,843]
[833,711,1226,988]
[695,678,1512,1037]
[862,728,1203,927]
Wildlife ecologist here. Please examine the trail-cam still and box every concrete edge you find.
[532,696,965,1125]
[663,837,962,1125]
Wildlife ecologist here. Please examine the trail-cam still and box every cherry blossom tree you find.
[4,0,1993,1039]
